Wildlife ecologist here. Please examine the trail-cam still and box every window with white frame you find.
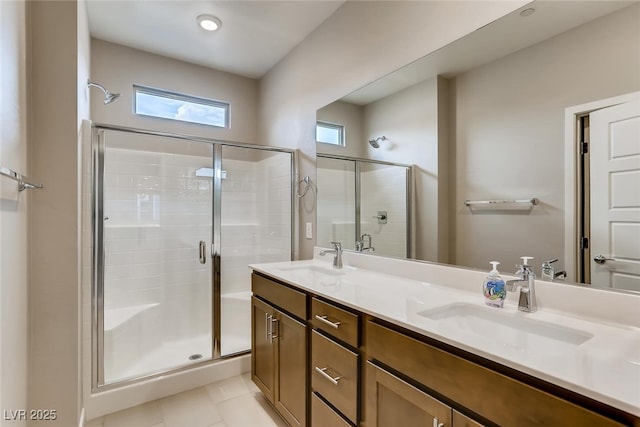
[134,85,229,128]
[316,121,345,147]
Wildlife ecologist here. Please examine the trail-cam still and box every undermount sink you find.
[278,264,346,276]
[417,303,593,356]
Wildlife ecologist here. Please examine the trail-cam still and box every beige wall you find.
[452,3,640,273]
[0,1,29,425]
[259,0,528,259]
[28,0,90,425]
[90,39,259,144]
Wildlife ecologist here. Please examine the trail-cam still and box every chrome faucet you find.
[355,234,375,253]
[506,256,537,313]
[320,241,343,269]
[541,258,566,281]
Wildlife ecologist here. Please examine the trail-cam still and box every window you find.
[134,85,229,128]
[316,121,345,146]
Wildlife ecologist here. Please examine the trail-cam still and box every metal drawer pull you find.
[315,367,341,385]
[432,418,444,427]
[315,315,341,329]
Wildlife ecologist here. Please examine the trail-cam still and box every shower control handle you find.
[199,241,207,264]
[373,211,388,224]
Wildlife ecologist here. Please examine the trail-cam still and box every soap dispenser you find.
[483,261,507,308]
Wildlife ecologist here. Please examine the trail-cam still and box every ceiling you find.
[341,0,636,105]
[86,1,345,79]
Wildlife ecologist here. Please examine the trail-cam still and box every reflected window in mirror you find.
[316,121,345,147]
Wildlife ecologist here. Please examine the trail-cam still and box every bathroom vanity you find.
[250,250,640,427]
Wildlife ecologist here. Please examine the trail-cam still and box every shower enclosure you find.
[92,125,294,388]
[316,154,411,258]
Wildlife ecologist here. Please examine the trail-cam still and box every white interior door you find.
[590,99,640,291]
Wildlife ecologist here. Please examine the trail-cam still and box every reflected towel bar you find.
[464,198,538,207]
[0,166,43,191]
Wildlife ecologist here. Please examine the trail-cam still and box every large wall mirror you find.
[316,0,640,292]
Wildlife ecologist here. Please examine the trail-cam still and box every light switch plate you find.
[305,222,313,239]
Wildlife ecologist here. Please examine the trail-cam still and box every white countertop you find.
[250,249,640,418]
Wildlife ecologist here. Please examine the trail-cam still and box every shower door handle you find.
[199,241,207,264]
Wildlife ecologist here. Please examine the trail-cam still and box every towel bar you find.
[0,166,43,191]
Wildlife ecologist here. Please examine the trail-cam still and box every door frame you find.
[563,91,640,283]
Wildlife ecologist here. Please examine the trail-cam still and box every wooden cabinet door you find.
[251,296,275,403]
[311,392,352,427]
[453,410,485,427]
[274,308,307,427]
[366,361,451,427]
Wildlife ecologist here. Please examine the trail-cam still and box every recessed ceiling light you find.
[519,8,535,18]
[197,14,222,32]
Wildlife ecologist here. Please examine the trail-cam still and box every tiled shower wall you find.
[220,151,292,296]
[316,164,356,250]
[255,152,293,263]
[360,165,408,258]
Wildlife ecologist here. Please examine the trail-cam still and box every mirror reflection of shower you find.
[87,79,121,104]
[316,154,411,259]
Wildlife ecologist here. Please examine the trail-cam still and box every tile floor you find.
[85,373,287,427]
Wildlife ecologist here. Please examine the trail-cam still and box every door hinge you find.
[580,237,589,250]
[580,141,589,155]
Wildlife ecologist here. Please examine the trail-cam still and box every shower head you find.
[368,136,387,149]
[87,79,120,105]
[104,91,121,105]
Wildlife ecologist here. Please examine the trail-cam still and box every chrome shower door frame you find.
[91,124,296,391]
[316,153,412,258]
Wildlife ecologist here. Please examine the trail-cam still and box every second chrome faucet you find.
[320,241,343,269]
[355,234,375,253]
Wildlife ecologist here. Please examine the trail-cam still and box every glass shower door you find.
[217,145,293,356]
[316,157,357,250]
[360,162,410,258]
[99,129,214,384]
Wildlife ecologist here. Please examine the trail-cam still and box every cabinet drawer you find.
[252,273,307,320]
[311,297,359,347]
[311,330,359,424]
[366,321,625,427]
[311,392,352,427]
[453,410,485,427]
